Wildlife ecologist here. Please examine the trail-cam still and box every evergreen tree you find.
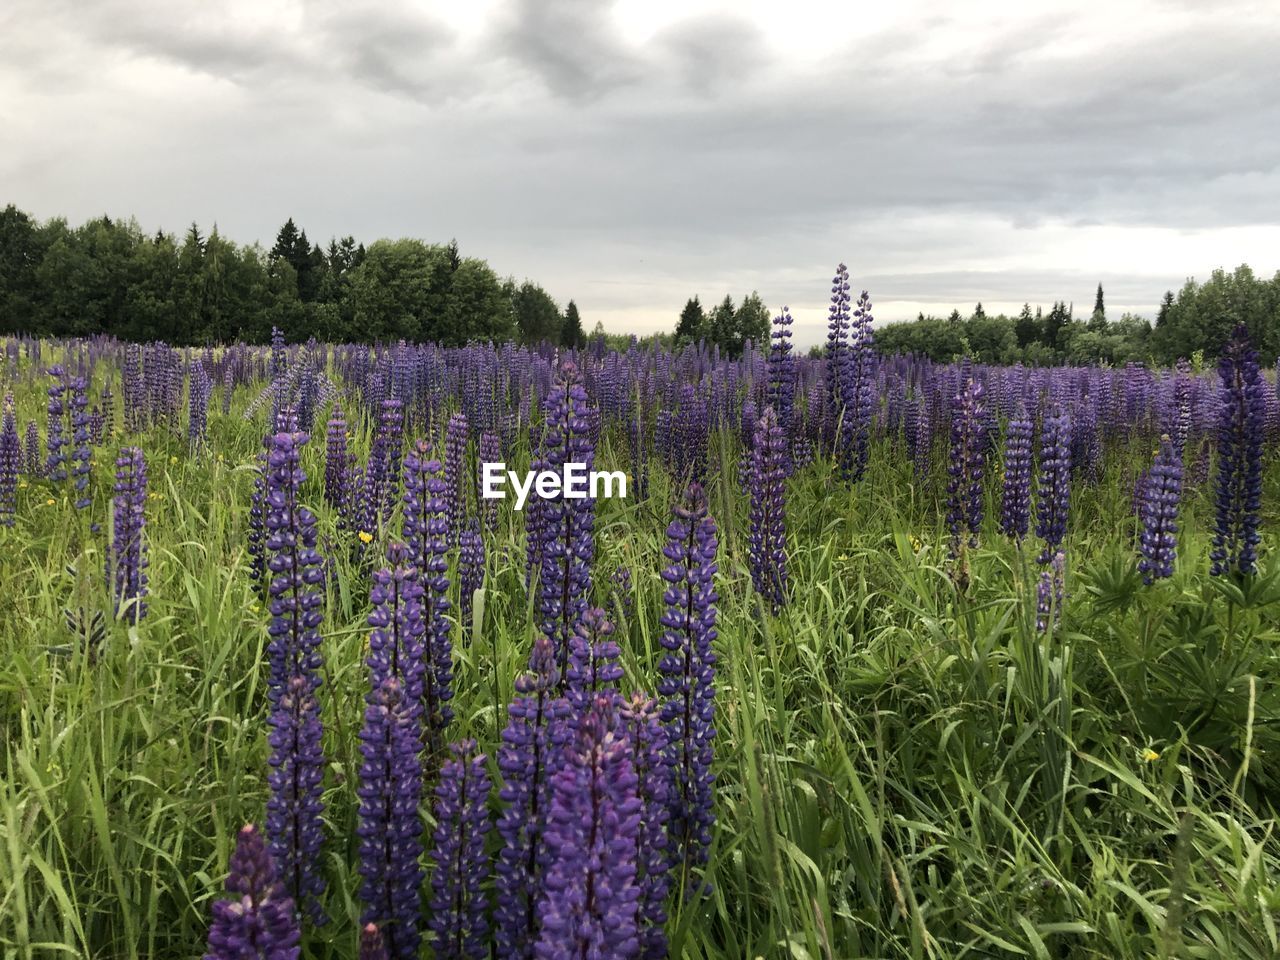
[1015,303,1039,347]
[561,300,585,348]
[1088,283,1107,331]
[675,296,705,344]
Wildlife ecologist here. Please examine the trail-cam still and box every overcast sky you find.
[3,0,1279,345]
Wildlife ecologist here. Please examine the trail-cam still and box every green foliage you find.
[561,299,585,348]
[0,346,1277,959]
[0,209,526,345]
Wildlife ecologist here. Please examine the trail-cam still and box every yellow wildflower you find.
[18,481,27,489]
[170,456,179,464]
[910,534,923,552]
[1141,748,1160,763]
[46,498,56,506]
[358,531,374,544]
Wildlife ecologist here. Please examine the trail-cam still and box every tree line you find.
[872,272,1280,365]
[0,206,587,347]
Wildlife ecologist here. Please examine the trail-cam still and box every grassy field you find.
[1,342,1279,960]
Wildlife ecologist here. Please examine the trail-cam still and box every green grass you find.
[1,356,1279,959]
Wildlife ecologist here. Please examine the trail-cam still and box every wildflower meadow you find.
[1,266,1279,959]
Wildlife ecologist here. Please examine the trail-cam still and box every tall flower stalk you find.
[262,430,327,923]
[1137,436,1182,584]
[495,636,571,959]
[1035,404,1072,564]
[535,696,642,960]
[428,739,492,960]
[402,440,453,764]
[107,447,148,622]
[1210,324,1265,576]
[748,406,788,610]
[657,483,719,894]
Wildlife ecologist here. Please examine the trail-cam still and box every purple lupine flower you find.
[263,431,326,701]
[538,361,597,678]
[266,676,327,926]
[359,398,405,538]
[1035,405,1072,564]
[1169,358,1195,459]
[359,924,389,960]
[189,361,213,451]
[839,289,877,482]
[107,447,148,622]
[0,397,18,527]
[45,366,68,482]
[946,374,986,557]
[202,824,301,960]
[480,431,501,533]
[564,607,623,710]
[748,405,788,610]
[657,483,718,893]
[824,264,851,454]
[356,676,424,960]
[458,520,485,637]
[428,739,492,960]
[445,412,469,546]
[1035,550,1066,633]
[1210,324,1266,577]
[24,421,42,478]
[495,636,573,959]
[620,693,672,960]
[1137,436,1182,584]
[261,430,327,922]
[402,440,453,764]
[367,542,427,713]
[323,405,351,512]
[767,306,796,474]
[999,404,1033,543]
[535,695,643,960]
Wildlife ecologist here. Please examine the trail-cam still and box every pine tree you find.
[561,300,585,348]
[1088,283,1107,331]
[675,296,705,344]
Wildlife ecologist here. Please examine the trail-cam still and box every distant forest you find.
[0,205,588,349]
[1,205,1277,365]
[872,272,1280,366]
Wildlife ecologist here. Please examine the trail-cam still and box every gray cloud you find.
[2,0,1278,335]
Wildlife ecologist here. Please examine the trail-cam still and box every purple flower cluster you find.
[356,675,424,960]
[748,405,788,610]
[445,412,469,546]
[1035,405,1072,564]
[999,405,1032,543]
[495,636,572,958]
[1137,436,1182,584]
[428,739,492,960]
[458,520,485,636]
[261,430,327,922]
[107,447,148,621]
[535,696,643,960]
[946,375,986,556]
[1210,324,1265,576]
[536,361,597,677]
[202,824,301,960]
[564,606,624,709]
[0,396,18,527]
[402,440,454,763]
[657,483,719,891]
